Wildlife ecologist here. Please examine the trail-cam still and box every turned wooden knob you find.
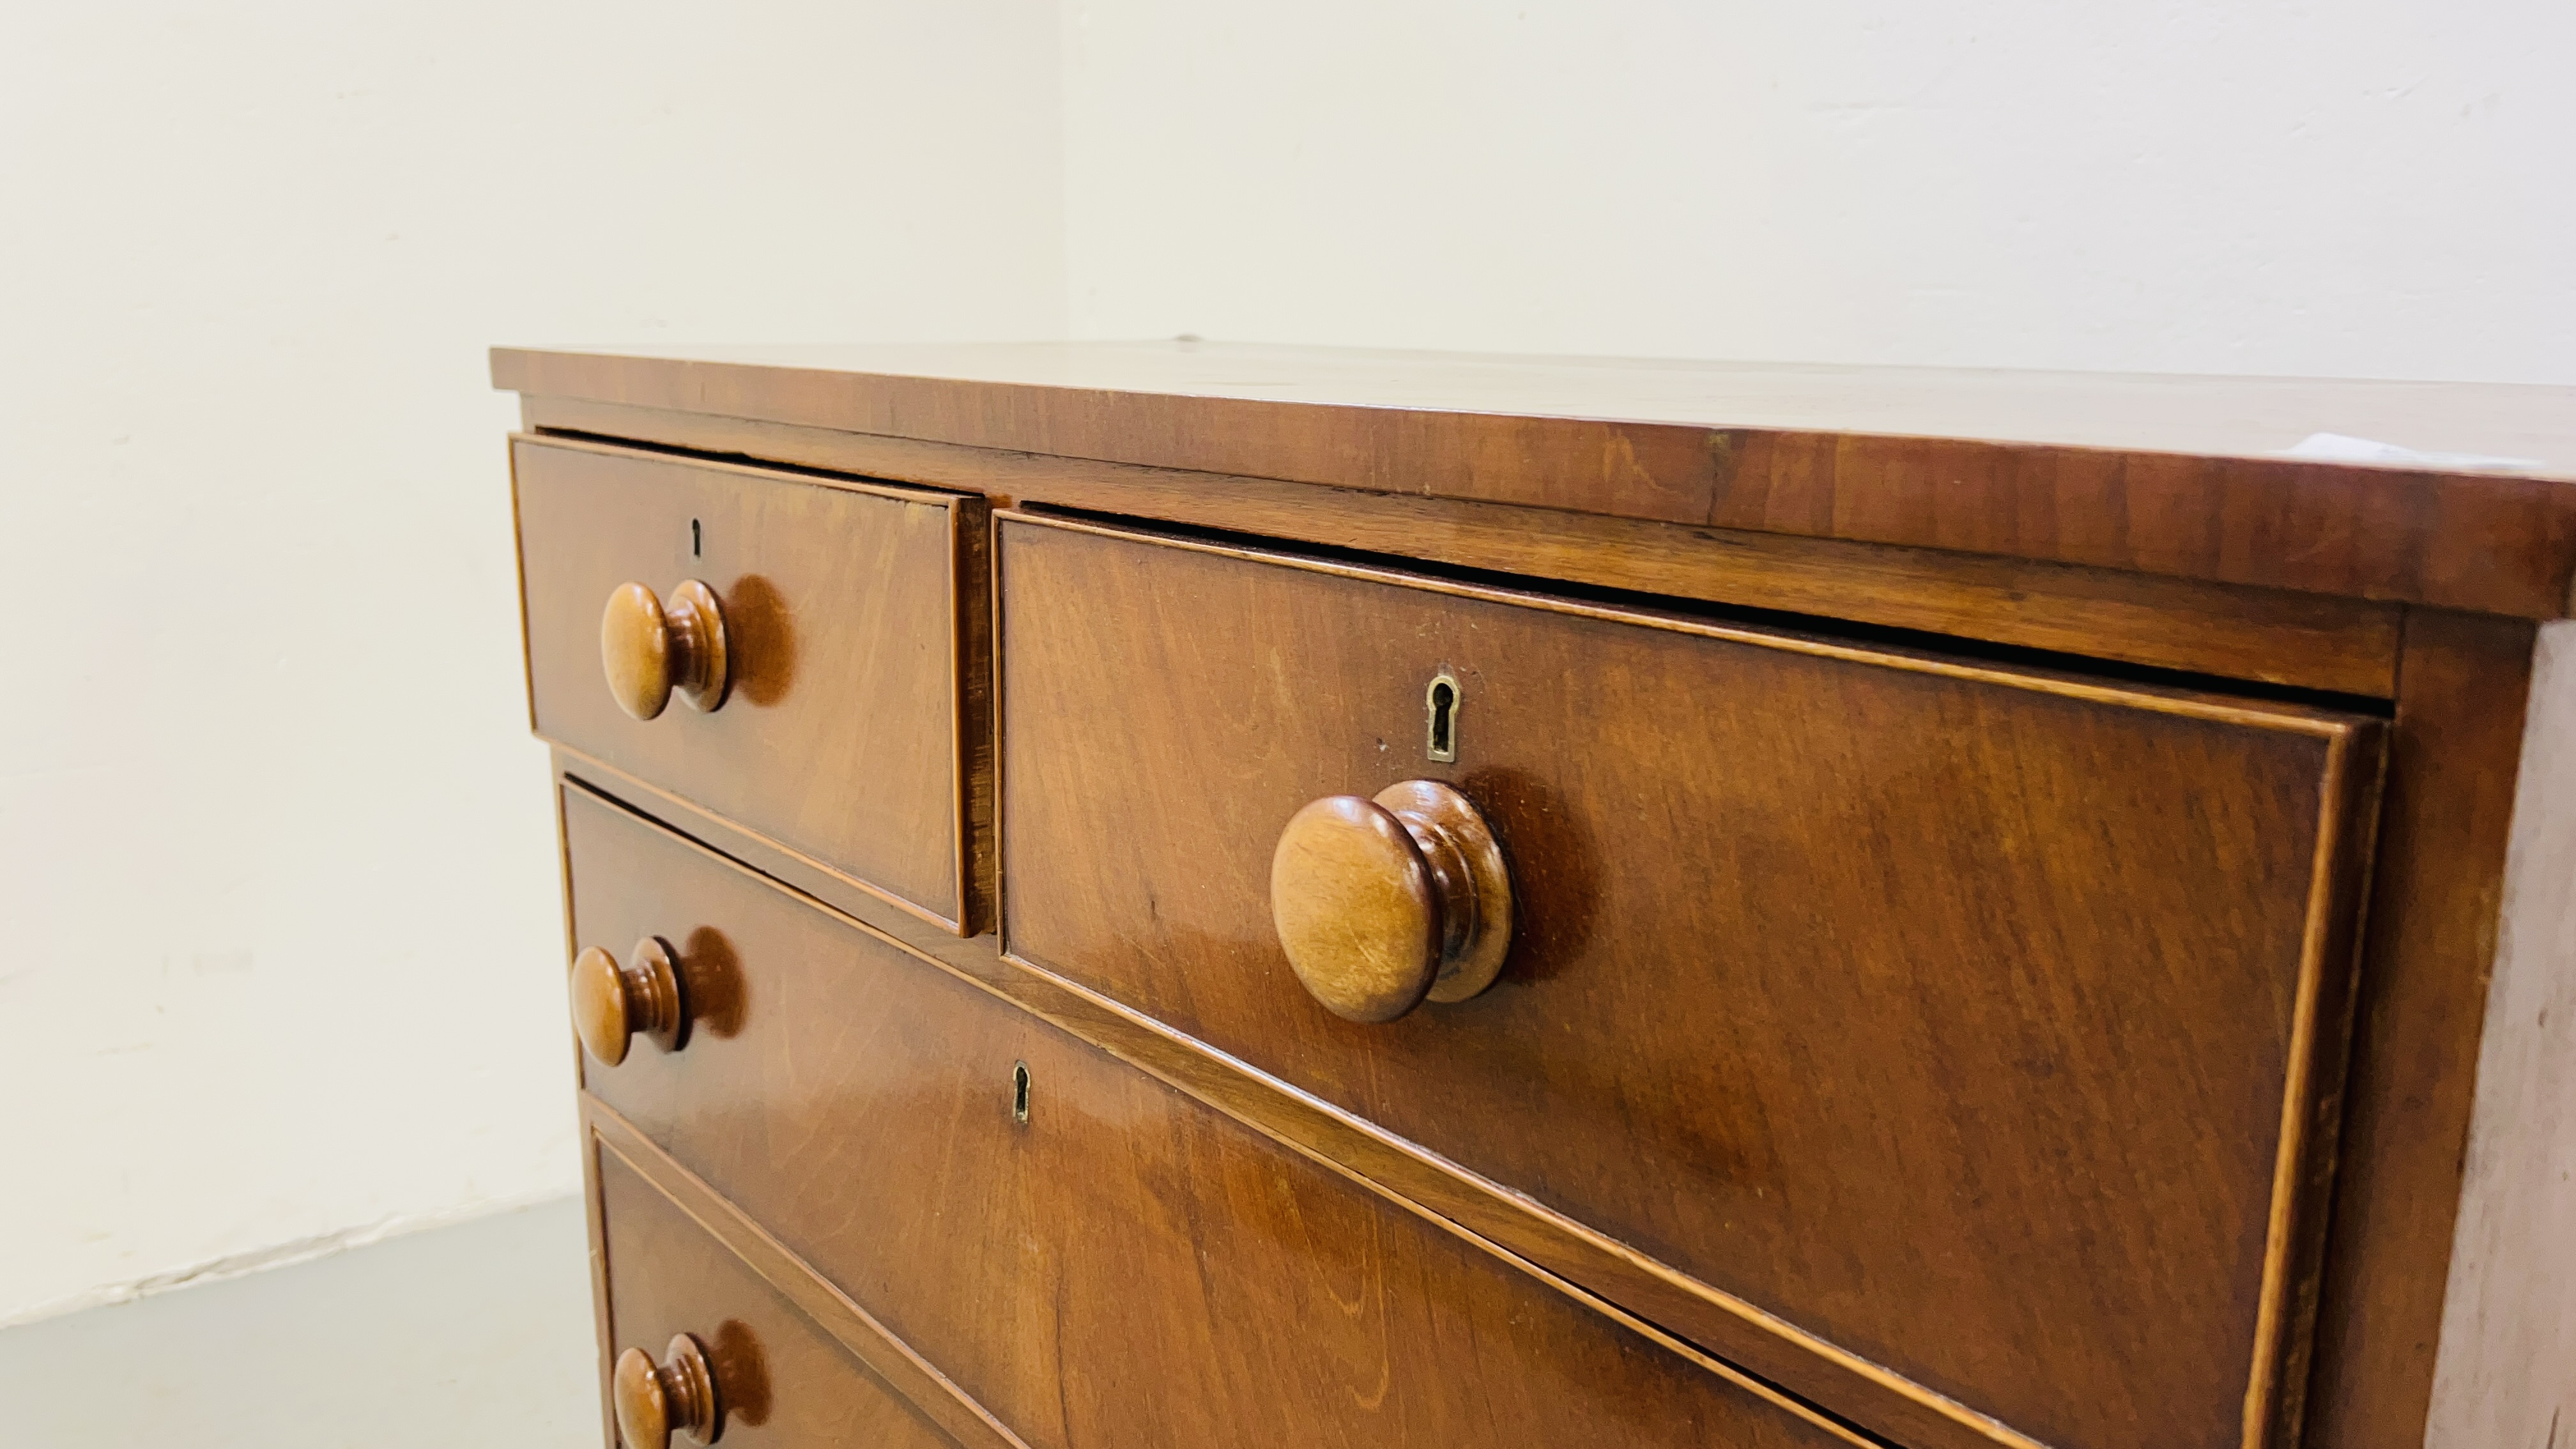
[571,938,689,1067]
[1269,779,1512,1023]
[601,579,730,720]
[614,1334,723,1448]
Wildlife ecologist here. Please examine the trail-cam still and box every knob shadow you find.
[680,927,749,1040]
[1458,765,1599,986]
[724,574,797,708]
[711,1320,772,1428]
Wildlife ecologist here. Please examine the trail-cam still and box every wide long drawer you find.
[561,782,1860,1449]
[514,434,987,932]
[990,512,2387,1449]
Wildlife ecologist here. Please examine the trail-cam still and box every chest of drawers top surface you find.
[498,342,2573,1449]
[495,339,2576,618]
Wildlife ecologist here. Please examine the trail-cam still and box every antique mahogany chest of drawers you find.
[494,343,2575,1449]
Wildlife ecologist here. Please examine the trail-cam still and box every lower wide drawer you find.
[563,783,1861,1449]
[596,1136,953,1448]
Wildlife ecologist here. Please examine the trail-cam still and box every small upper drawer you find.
[513,436,986,933]
[992,513,2385,1449]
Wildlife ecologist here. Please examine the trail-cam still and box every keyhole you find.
[1011,1061,1031,1125]
[690,519,702,558]
[1425,674,1459,762]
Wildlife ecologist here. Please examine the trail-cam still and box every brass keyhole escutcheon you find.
[1425,673,1460,762]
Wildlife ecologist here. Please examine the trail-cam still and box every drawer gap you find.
[1015,501,2396,717]
[530,422,982,501]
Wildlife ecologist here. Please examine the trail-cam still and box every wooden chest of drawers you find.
[494,343,2576,1449]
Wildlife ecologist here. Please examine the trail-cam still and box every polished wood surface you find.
[559,761,2007,1449]
[513,434,989,933]
[595,1140,958,1449]
[995,514,2385,1449]
[493,341,2576,616]
[523,395,2410,698]
[589,1100,1031,1449]
[562,786,1864,1449]
[572,939,689,1069]
[502,343,2575,1449]
[1271,780,1512,1022]
[602,579,730,721]
[2305,611,2542,1449]
[495,341,2576,478]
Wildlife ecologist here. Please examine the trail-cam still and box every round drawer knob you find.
[614,1333,723,1448]
[570,937,689,1068]
[601,579,730,721]
[1269,779,1512,1023]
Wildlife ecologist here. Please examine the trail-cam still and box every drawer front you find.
[515,434,985,931]
[596,1137,954,1449]
[563,785,1859,1449]
[993,516,2384,1449]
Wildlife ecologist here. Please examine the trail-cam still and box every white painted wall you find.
[0,1,1062,1326]
[1062,1,2576,383]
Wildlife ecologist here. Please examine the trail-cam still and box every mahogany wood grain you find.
[556,669,2370,1449]
[595,1136,958,1449]
[994,514,2386,1449]
[555,761,2006,1449]
[491,341,2576,617]
[2303,611,2541,1449]
[513,434,990,933]
[604,1123,1033,1449]
[561,786,1869,1449]
[495,342,2576,477]
[521,395,2405,698]
[1704,429,2576,621]
[593,1117,1030,1449]
[510,344,2575,1449]
[554,744,918,933]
